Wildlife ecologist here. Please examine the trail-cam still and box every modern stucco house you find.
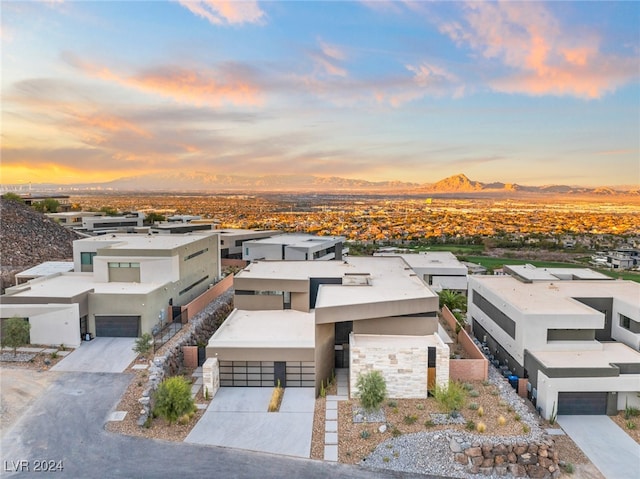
[206,256,449,397]
[1,233,221,347]
[468,264,640,419]
[375,251,468,293]
[242,234,347,262]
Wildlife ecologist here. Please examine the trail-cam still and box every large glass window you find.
[620,314,640,333]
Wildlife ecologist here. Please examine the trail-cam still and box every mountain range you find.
[4,173,638,196]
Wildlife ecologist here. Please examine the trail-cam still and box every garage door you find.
[219,361,315,387]
[95,315,140,337]
[558,392,607,415]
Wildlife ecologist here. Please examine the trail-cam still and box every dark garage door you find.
[558,392,607,415]
[95,315,140,337]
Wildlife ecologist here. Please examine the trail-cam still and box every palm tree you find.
[438,290,467,313]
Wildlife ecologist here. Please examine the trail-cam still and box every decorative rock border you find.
[137,290,233,426]
[450,436,561,478]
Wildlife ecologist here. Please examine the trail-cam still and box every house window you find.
[620,314,640,333]
[185,248,208,261]
[179,275,209,296]
[108,262,140,268]
[81,252,96,265]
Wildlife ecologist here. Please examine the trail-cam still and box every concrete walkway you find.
[51,337,137,373]
[324,368,349,461]
[185,387,315,458]
[557,415,640,479]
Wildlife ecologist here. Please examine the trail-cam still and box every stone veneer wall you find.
[202,357,220,399]
[137,290,233,426]
[350,333,449,399]
[450,436,561,478]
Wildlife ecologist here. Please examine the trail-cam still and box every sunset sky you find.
[2,1,639,187]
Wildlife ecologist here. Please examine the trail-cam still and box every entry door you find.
[274,362,286,388]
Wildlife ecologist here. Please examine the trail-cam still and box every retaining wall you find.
[442,306,488,381]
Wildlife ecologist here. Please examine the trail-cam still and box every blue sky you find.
[2,1,639,187]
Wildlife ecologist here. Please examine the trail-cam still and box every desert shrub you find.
[356,370,387,411]
[391,426,402,437]
[514,413,521,421]
[624,401,640,419]
[416,403,425,410]
[403,414,418,425]
[498,415,506,426]
[434,381,466,415]
[360,429,370,439]
[522,424,530,433]
[469,390,480,398]
[153,376,196,424]
[481,380,491,387]
[424,419,435,428]
[477,406,484,417]
[462,382,473,391]
[382,457,390,463]
[476,421,487,433]
[626,421,637,430]
[133,333,154,357]
[564,463,575,474]
[468,402,479,410]
[387,400,397,408]
[466,420,475,430]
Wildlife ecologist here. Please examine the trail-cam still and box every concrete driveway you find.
[185,387,315,458]
[2,372,427,479]
[51,337,137,373]
[557,415,640,479]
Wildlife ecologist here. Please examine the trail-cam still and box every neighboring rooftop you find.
[531,342,640,369]
[4,272,166,298]
[15,262,74,282]
[505,264,612,282]
[470,275,639,314]
[247,233,344,247]
[74,231,218,251]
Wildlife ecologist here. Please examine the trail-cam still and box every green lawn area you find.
[410,244,485,254]
[463,255,640,283]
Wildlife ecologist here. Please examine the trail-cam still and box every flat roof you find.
[238,256,437,307]
[217,228,279,235]
[7,272,165,297]
[74,232,218,251]
[247,234,344,247]
[506,264,611,281]
[531,342,640,369]
[15,262,74,278]
[470,275,640,314]
[208,309,314,349]
[376,252,466,270]
[351,333,441,349]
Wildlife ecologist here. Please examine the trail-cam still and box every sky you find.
[1,1,639,187]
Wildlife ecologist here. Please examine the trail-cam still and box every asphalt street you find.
[0,372,443,479]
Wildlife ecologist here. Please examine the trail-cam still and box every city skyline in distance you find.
[2,1,639,187]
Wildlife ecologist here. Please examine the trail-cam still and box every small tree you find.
[133,333,153,357]
[153,376,195,424]
[1,316,31,356]
[356,370,387,411]
[1,192,24,202]
[144,212,166,225]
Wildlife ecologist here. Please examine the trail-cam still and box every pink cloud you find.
[65,54,263,107]
[439,1,638,99]
[177,0,265,25]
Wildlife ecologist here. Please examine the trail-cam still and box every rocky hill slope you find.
[0,198,81,292]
